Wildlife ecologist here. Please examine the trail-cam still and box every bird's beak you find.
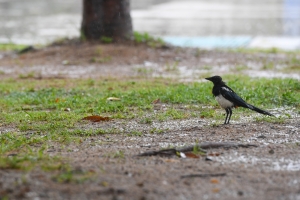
[205,77,211,81]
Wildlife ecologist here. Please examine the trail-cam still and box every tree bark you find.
[81,0,133,41]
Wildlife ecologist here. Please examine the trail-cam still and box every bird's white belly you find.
[215,95,234,109]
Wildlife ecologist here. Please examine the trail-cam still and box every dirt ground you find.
[0,41,300,200]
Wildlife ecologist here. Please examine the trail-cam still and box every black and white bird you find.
[205,75,274,124]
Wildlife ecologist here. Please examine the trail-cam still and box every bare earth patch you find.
[0,41,300,199]
[1,40,299,80]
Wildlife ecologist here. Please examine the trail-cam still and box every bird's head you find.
[205,75,223,84]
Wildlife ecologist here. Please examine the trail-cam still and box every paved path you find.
[0,0,300,49]
[132,0,300,50]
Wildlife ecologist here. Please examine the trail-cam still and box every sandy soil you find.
[0,41,299,200]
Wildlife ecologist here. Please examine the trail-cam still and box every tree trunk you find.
[81,0,133,41]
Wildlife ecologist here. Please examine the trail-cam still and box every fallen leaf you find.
[184,152,200,158]
[107,97,121,101]
[82,115,111,122]
[55,98,65,103]
[208,152,221,156]
[152,98,161,104]
[212,188,220,193]
[210,178,219,184]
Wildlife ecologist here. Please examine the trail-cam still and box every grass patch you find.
[254,116,284,123]
[0,76,299,172]
[0,139,64,171]
[133,31,165,48]
[52,167,96,184]
[234,65,248,71]
[0,43,28,51]
[0,77,299,125]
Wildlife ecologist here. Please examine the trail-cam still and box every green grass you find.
[133,31,165,48]
[0,77,299,125]
[0,43,28,51]
[0,76,299,172]
[52,166,96,183]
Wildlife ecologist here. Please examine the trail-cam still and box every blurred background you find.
[0,0,300,49]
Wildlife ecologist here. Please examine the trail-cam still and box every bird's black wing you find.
[219,86,249,108]
[219,86,274,116]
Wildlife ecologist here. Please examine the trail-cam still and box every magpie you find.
[205,75,274,124]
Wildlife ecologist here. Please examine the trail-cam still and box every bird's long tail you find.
[247,104,274,116]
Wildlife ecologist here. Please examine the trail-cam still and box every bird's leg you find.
[224,108,229,124]
[227,108,232,124]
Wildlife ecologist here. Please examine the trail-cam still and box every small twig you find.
[137,148,177,157]
[137,142,258,157]
[181,173,227,179]
[177,142,257,152]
